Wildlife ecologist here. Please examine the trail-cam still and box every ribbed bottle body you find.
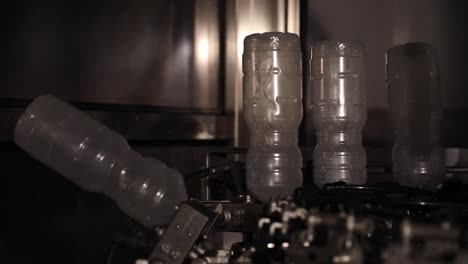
[14,95,187,227]
[387,43,444,189]
[243,32,303,202]
[310,41,367,187]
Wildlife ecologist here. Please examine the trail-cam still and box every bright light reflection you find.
[196,37,210,64]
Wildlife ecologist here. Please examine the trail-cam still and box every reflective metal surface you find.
[3,0,466,147]
[0,107,232,142]
[3,0,220,111]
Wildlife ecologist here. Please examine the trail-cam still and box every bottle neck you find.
[250,131,298,146]
[394,123,441,145]
[316,131,362,145]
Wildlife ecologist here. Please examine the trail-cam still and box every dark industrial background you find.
[0,0,466,263]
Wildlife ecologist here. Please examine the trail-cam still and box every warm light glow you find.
[196,37,210,64]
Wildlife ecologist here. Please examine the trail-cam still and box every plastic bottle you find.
[310,41,367,187]
[386,42,444,189]
[242,32,303,202]
[14,95,187,227]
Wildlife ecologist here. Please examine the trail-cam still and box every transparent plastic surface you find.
[14,95,187,227]
[386,43,445,189]
[243,32,303,202]
[310,41,367,187]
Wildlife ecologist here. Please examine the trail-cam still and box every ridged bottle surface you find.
[310,41,367,187]
[14,95,187,227]
[387,43,445,189]
[243,32,303,202]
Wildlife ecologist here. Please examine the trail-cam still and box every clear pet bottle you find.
[14,95,188,227]
[243,32,303,202]
[310,41,367,187]
[386,42,445,189]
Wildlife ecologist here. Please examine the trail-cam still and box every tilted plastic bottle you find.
[243,32,303,202]
[387,43,445,189]
[14,95,187,227]
[310,41,367,187]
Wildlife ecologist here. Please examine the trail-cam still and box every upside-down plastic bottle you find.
[14,95,187,227]
[387,42,445,189]
[310,41,367,187]
[243,32,303,202]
